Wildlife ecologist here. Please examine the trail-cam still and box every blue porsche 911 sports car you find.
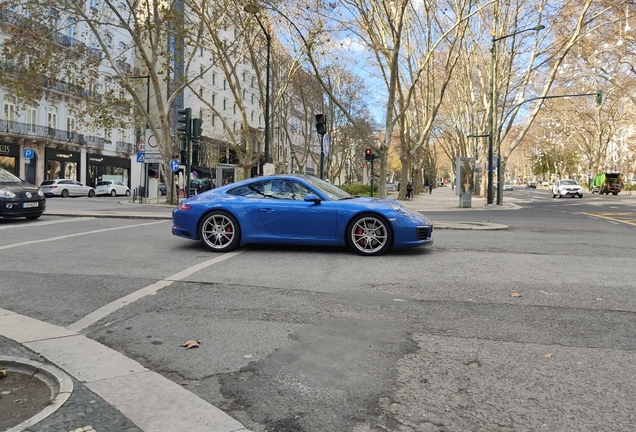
[172,174,433,256]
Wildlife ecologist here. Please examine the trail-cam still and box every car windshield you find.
[561,180,577,185]
[303,176,352,200]
[0,168,23,183]
[96,181,111,186]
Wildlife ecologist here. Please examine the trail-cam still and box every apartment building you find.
[0,3,138,189]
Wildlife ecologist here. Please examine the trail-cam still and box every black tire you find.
[110,189,117,197]
[61,189,69,198]
[578,194,583,198]
[612,192,618,196]
[88,189,95,197]
[198,211,241,252]
[347,213,393,256]
[125,190,131,197]
[26,214,42,220]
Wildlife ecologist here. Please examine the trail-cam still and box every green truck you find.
[591,172,623,195]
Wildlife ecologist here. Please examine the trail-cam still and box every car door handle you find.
[261,208,275,213]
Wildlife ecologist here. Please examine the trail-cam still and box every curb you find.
[43,211,171,220]
[434,221,508,230]
[1,356,73,432]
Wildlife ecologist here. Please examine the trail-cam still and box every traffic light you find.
[595,91,603,106]
[315,114,326,135]
[177,107,191,136]
[192,118,203,138]
[365,148,372,161]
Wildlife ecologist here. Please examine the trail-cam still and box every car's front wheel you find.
[125,190,131,197]
[110,190,117,197]
[88,189,95,197]
[347,213,392,256]
[199,211,241,252]
[61,189,69,198]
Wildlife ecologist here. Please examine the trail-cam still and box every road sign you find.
[137,141,146,152]
[169,159,180,172]
[323,134,330,156]
[144,156,162,164]
[136,152,145,163]
[191,171,198,179]
[23,148,35,159]
[144,129,160,155]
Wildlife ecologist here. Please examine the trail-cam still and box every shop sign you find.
[0,144,11,155]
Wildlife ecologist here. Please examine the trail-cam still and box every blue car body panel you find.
[172,174,433,251]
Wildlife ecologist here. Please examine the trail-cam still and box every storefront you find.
[0,143,19,175]
[45,148,81,181]
[86,153,131,188]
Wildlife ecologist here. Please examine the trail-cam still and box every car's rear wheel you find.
[199,211,241,252]
[347,213,392,256]
[125,190,131,197]
[61,189,69,198]
[110,189,117,197]
[88,190,95,197]
[579,194,583,198]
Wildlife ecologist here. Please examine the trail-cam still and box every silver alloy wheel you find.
[201,213,237,250]
[350,216,389,254]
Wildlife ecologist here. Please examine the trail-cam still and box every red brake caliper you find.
[356,227,365,245]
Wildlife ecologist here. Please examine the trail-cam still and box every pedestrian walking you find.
[406,181,413,200]
[428,182,433,194]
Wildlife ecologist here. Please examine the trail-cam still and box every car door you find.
[115,181,125,194]
[258,179,337,241]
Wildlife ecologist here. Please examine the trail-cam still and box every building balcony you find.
[0,120,115,151]
[116,141,133,153]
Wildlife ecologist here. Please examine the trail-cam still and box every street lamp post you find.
[487,24,545,204]
[244,3,271,175]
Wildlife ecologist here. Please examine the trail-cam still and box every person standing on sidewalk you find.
[406,181,413,200]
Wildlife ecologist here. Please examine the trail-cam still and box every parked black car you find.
[0,168,46,220]
[526,181,537,189]
[189,178,214,195]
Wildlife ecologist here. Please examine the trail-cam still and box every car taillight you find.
[177,203,191,210]
[50,186,57,188]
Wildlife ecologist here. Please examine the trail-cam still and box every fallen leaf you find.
[0,369,7,377]
[510,291,522,297]
[596,298,603,301]
[181,339,200,349]
[544,353,553,358]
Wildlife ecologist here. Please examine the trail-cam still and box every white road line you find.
[67,250,244,331]
[0,220,167,250]
[0,217,94,231]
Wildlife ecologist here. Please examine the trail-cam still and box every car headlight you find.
[0,189,16,198]
[38,189,44,197]
[391,203,414,219]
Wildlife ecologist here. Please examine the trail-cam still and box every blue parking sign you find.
[23,148,35,159]
[169,159,180,172]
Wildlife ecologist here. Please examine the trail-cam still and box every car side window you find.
[60,180,73,185]
[268,180,312,200]
[227,182,265,198]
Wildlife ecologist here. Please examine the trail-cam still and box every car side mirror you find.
[304,194,321,204]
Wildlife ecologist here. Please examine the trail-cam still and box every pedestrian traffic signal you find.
[177,107,191,136]
[192,118,203,138]
[365,148,372,161]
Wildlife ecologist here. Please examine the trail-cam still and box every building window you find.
[251,111,254,122]
[259,115,262,126]
[200,47,204,57]
[212,94,215,106]
[67,115,76,132]
[119,41,126,54]
[67,18,77,39]
[251,77,254,88]
[118,129,125,142]
[90,0,98,9]
[200,65,204,77]
[212,73,216,85]
[223,99,227,110]
[243,89,246,100]
[251,94,254,104]
[223,79,227,90]
[233,122,237,132]
[242,72,246,82]
[104,34,113,50]
[47,106,58,129]
[3,96,17,121]
[233,104,236,114]
[212,115,215,127]
[26,106,37,133]
[199,87,203,97]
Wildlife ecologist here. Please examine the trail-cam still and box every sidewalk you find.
[398,184,519,212]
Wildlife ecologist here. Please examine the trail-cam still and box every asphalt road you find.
[2,188,636,432]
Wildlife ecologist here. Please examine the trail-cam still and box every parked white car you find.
[552,179,583,198]
[40,179,95,198]
[95,180,131,197]
[503,181,513,191]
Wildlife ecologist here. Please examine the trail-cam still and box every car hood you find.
[0,181,40,193]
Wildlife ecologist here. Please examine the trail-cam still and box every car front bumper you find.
[1,198,46,218]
